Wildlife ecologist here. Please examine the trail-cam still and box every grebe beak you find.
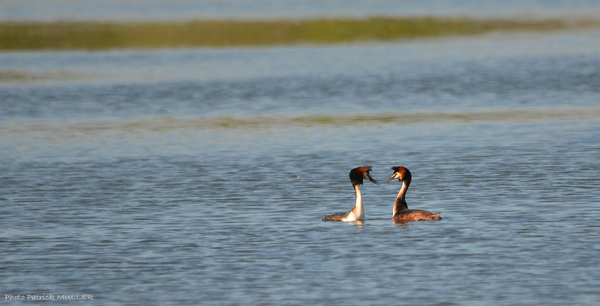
[367,173,380,185]
[384,173,400,183]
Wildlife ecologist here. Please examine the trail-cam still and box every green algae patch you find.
[0,17,598,51]
[3,108,600,138]
[0,71,29,81]
[0,70,92,83]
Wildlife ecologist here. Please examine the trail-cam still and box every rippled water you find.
[2,4,600,305]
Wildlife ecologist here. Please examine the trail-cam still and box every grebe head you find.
[349,166,380,186]
[384,166,412,186]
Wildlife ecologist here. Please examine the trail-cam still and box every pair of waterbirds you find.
[322,166,441,223]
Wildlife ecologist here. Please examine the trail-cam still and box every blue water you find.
[2,0,600,21]
[1,2,600,305]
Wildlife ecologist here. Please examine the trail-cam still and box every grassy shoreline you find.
[0,16,598,51]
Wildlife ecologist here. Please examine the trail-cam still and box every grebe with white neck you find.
[385,166,441,223]
[322,166,379,222]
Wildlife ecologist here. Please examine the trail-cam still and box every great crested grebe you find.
[322,166,379,222]
[385,166,441,223]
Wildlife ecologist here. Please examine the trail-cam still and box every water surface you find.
[1,3,600,305]
[2,0,600,21]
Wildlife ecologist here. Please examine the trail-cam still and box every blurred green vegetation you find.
[0,17,597,51]
[0,71,28,80]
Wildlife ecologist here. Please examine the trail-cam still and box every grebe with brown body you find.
[322,166,379,222]
[385,166,441,223]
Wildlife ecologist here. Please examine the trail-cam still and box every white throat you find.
[393,181,408,217]
[342,184,364,221]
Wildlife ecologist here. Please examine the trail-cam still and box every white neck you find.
[343,184,364,221]
[397,181,408,200]
[392,181,408,217]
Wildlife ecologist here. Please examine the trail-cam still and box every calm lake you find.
[1,1,600,305]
